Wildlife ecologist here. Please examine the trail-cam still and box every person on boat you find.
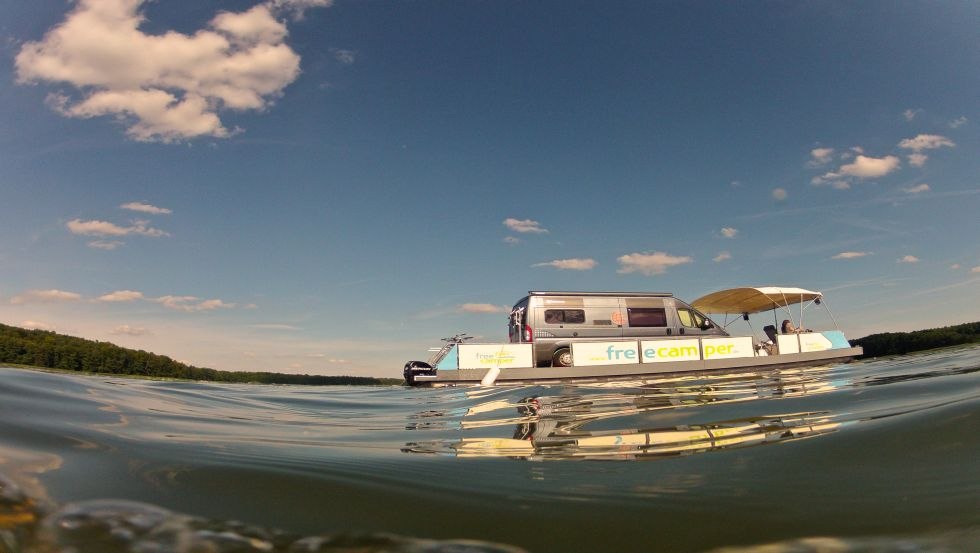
[781,320,810,333]
[760,325,778,355]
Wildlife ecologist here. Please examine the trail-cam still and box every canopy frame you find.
[691,286,835,333]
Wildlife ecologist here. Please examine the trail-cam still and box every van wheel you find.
[552,348,572,367]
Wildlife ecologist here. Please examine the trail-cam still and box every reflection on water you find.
[1,346,979,553]
[405,366,848,460]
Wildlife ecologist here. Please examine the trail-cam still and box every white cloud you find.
[898,134,955,152]
[950,264,960,270]
[907,153,928,167]
[20,321,55,331]
[11,289,83,304]
[949,116,967,129]
[720,227,738,239]
[839,155,901,178]
[503,218,548,234]
[832,251,871,260]
[459,303,509,314]
[617,251,693,276]
[120,202,171,215]
[903,184,931,194]
[15,0,329,142]
[97,290,145,302]
[268,0,333,18]
[87,240,124,250]
[532,258,597,271]
[110,324,150,336]
[807,147,834,167]
[898,255,920,264]
[154,295,237,312]
[67,218,168,238]
[713,251,731,263]
[813,154,900,188]
[772,188,787,201]
[331,48,356,65]
[971,266,980,273]
[903,108,922,121]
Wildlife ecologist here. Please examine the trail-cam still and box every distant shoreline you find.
[0,363,403,386]
[851,321,979,359]
[0,323,403,386]
[3,321,978,385]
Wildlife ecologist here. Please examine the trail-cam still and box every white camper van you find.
[508,291,727,367]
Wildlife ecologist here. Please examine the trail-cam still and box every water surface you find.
[1,346,978,552]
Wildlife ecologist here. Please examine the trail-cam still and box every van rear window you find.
[627,308,667,327]
[544,309,586,324]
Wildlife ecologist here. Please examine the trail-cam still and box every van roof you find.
[528,291,673,298]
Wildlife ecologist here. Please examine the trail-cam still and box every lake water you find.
[1,346,978,552]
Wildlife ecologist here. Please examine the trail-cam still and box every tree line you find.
[0,323,402,385]
[851,321,980,358]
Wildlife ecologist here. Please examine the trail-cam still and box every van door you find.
[674,304,726,337]
[531,297,624,366]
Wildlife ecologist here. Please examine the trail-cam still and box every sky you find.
[1,0,978,377]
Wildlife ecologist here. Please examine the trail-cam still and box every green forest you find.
[0,323,401,385]
[851,321,980,358]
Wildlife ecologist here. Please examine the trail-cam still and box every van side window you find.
[544,309,585,324]
[677,308,707,328]
[627,308,667,327]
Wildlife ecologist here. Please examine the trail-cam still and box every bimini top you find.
[691,287,823,315]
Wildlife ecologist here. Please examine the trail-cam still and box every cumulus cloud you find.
[87,240,124,250]
[907,153,928,167]
[15,0,330,142]
[713,251,732,263]
[807,147,834,167]
[67,218,168,237]
[617,251,693,276]
[110,324,150,336]
[120,202,171,215]
[898,255,920,264]
[949,116,967,129]
[904,184,931,194]
[503,218,548,234]
[331,48,356,65]
[972,266,980,274]
[97,290,145,302]
[897,135,954,168]
[839,155,901,178]
[459,303,509,314]
[902,108,922,121]
[812,154,900,189]
[832,251,871,260]
[898,134,955,152]
[720,227,738,239]
[772,188,788,201]
[11,289,83,304]
[532,258,597,271]
[154,295,237,312]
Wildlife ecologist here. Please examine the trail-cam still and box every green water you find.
[1,346,978,552]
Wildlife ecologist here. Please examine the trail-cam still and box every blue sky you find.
[1,0,978,377]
